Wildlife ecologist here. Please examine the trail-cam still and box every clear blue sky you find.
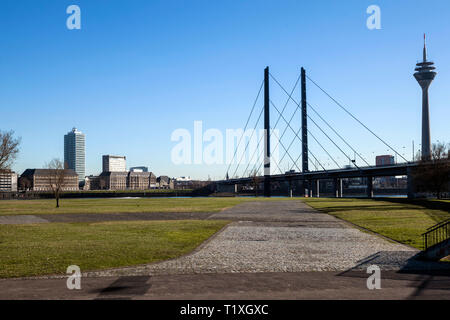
[1,0,449,179]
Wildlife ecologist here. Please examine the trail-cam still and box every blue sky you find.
[1,0,449,179]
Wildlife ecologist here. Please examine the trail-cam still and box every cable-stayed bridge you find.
[216,66,419,198]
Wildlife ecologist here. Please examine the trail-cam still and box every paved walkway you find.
[82,200,426,277]
[0,212,214,224]
[2,271,449,300]
[1,200,449,299]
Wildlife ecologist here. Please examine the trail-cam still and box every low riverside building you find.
[19,169,78,191]
[98,171,157,190]
[157,176,174,189]
[83,175,101,191]
[128,171,157,189]
[99,171,128,190]
[0,170,18,192]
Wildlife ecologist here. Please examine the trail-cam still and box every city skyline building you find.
[414,34,437,160]
[102,155,127,172]
[64,128,85,182]
[375,155,395,166]
[19,169,78,191]
[0,170,18,192]
[130,166,149,173]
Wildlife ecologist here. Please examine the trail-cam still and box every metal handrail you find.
[422,219,450,250]
[426,218,450,231]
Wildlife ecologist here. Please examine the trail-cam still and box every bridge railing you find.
[422,218,450,250]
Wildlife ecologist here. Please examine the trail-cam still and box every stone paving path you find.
[0,212,214,224]
[82,200,426,278]
[0,215,50,225]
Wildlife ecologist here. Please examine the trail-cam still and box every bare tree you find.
[45,159,67,208]
[413,142,450,199]
[19,176,32,191]
[0,130,21,170]
[250,169,261,197]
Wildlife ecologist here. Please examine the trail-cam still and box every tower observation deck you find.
[414,34,436,160]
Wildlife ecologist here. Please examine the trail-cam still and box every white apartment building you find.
[0,170,18,192]
[102,155,126,172]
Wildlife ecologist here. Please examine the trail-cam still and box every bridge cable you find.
[253,133,322,176]
[270,72,365,169]
[225,79,264,179]
[270,128,302,173]
[303,109,360,169]
[269,74,347,171]
[243,132,264,177]
[270,104,341,171]
[263,75,330,172]
[244,140,265,176]
[307,102,371,166]
[277,123,340,173]
[246,74,303,176]
[231,104,265,179]
[307,129,341,168]
[227,80,264,175]
[306,75,409,163]
[267,72,316,173]
[269,100,343,170]
[260,102,300,174]
[270,100,327,171]
[243,74,302,177]
[245,121,300,176]
[245,129,288,176]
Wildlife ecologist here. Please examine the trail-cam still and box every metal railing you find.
[422,218,450,250]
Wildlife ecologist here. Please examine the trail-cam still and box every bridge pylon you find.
[264,66,271,197]
[301,67,309,197]
[301,67,308,174]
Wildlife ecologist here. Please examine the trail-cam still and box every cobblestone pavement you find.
[81,200,439,278]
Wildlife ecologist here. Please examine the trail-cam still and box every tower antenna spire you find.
[423,33,427,62]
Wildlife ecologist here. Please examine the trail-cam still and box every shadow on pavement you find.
[91,276,152,300]
[336,251,450,299]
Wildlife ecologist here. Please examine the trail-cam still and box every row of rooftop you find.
[0,169,204,193]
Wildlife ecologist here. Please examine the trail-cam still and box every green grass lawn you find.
[0,220,229,278]
[0,197,301,216]
[304,198,450,249]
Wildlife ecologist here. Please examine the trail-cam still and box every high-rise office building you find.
[102,155,126,172]
[64,128,86,182]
